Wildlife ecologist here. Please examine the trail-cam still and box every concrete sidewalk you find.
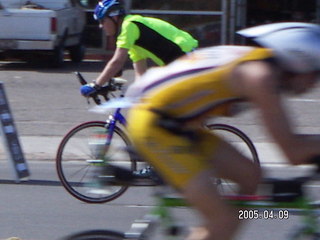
[0,135,298,184]
[0,136,62,162]
[0,135,289,165]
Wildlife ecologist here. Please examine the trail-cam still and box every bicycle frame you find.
[105,107,127,146]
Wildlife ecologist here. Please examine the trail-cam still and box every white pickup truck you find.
[0,0,86,66]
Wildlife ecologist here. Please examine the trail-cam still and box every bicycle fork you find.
[104,114,117,149]
[87,116,116,165]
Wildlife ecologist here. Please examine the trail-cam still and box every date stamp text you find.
[238,209,289,220]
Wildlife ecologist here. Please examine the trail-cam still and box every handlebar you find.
[76,71,127,105]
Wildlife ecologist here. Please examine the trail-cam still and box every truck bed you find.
[0,9,55,40]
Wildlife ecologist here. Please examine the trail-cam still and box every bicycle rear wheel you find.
[208,123,259,164]
[62,230,125,240]
[56,121,135,203]
[207,123,260,193]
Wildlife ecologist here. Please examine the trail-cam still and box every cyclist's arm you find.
[230,60,320,165]
[95,47,129,86]
[133,59,148,81]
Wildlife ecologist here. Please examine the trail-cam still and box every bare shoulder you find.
[228,60,280,100]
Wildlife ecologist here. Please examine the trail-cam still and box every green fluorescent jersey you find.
[116,15,198,66]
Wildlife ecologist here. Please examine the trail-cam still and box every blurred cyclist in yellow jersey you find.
[126,22,320,240]
[80,0,198,97]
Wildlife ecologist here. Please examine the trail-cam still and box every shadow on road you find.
[0,60,107,73]
[0,179,62,186]
[0,58,133,74]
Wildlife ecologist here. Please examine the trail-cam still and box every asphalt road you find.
[0,59,320,240]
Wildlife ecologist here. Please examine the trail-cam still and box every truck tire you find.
[51,45,65,67]
[69,43,85,63]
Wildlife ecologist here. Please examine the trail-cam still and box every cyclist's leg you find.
[181,131,261,240]
[203,134,262,194]
[183,169,241,240]
[127,109,260,240]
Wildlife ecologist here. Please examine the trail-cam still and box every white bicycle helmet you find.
[237,22,320,73]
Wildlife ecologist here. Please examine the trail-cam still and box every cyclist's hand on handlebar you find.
[80,82,101,97]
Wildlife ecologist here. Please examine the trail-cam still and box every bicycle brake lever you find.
[76,72,102,105]
[90,93,101,105]
[93,96,101,105]
[102,95,109,101]
[75,71,87,85]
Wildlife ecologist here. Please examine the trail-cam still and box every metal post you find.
[229,0,236,44]
[0,82,29,182]
[221,0,228,44]
[317,0,320,23]
[237,0,247,44]
[235,0,246,29]
[124,0,132,14]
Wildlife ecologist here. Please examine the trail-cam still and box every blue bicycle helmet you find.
[94,0,125,20]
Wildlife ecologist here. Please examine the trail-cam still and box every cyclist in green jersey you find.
[80,0,198,97]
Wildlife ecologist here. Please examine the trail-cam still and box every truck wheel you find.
[51,45,65,67]
[69,43,85,63]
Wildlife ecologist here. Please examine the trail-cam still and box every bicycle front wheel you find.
[62,230,125,240]
[56,121,135,203]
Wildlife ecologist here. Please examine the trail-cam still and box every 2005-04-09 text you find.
[239,209,289,220]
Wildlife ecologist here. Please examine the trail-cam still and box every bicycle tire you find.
[207,123,260,164]
[56,121,135,203]
[62,230,125,240]
[207,123,260,193]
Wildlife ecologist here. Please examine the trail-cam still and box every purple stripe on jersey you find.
[142,67,212,94]
[175,97,242,122]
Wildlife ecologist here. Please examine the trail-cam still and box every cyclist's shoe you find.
[133,166,164,184]
[133,166,156,178]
